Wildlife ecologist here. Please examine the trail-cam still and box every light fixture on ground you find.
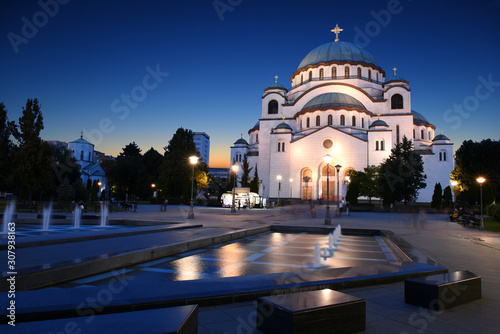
[335,164,342,216]
[323,154,332,225]
[277,175,282,207]
[231,164,239,213]
[187,156,199,219]
[451,180,458,211]
[477,177,485,230]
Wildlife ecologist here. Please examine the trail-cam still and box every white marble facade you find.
[230,36,453,203]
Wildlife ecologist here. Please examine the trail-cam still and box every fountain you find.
[42,203,52,232]
[2,202,16,234]
[100,202,108,227]
[74,205,81,229]
[313,242,322,268]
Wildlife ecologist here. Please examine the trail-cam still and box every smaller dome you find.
[234,138,248,145]
[386,74,405,82]
[275,123,292,130]
[412,110,430,125]
[432,134,449,141]
[302,93,366,112]
[369,119,389,128]
[267,82,286,89]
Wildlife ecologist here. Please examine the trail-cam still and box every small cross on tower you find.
[80,130,84,139]
[331,24,343,42]
[274,75,279,83]
[393,67,398,76]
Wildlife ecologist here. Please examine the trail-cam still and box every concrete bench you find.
[257,289,365,334]
[0,305,198,334]
[405,270,481,311]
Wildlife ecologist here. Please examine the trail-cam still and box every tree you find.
[0,102,15,191]
[56,177,75,202]
[159,128,199,202]
[431,182,443,209]
[359,165,380,204]
[10,99,53,201]
[452,139,500,206]
[345,170,362,205]
[109,142,146,198]
[378,136,426,205]
[240,155,253,187]
[249,164,260,193]
[443,185,453,208]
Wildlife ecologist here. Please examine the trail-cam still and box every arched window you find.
[332,67,336,79]
[277,141,285,152]
[368,70,372,81]
[302,168,313,200]
[443,152,447,161]
[439,151,447,161]
[421,129,424,139]
[268,100,278,114]
[306,117,310,128]
[301,74,303,85]
[345,67,350,78]
[89,152,91,161]
[308,71,312,81]
[428,131,431,140]
[256,134,258,142]
[396,125,400,144]
[80,151,84,160]
[361,118,365,128]
[376,141,379,151]
[352,116,356,127]
[391,94,403,109]
[328,114,333,126]
[375,139,385,151]
[357,67,361,78]
[413,129,416,139]
[319,68,324,80]
[340,115,345,126]
[316,115,321,127]
[381,140,385,151]
[322,165,335,176]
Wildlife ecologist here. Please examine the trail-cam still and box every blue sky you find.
[1,0,499,167]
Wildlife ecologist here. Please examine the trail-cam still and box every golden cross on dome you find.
[274,75,279,83]
[377,113,381,120]
[331,24,343,42]
[282,116,286,123]
[393,67,398,76]
[80,130,84,139]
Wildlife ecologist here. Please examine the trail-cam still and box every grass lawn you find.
[484,217,500,233]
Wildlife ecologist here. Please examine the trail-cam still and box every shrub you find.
[493,205,500,221]
[486,203,496,216]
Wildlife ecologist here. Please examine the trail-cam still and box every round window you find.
[323,139,333,149]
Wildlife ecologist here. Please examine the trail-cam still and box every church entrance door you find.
[321,181,335,202]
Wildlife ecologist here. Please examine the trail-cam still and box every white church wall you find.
[385,86,411,114]
[418,148,453,203]
[262,92,285,119]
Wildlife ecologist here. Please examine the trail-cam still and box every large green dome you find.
[298,41,378,70]
[301,93,366,111]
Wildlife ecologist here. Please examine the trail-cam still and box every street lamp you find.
[477,177,485,230]
[187,156,199,219]
[289,178,293,204]
[231,164,239,213]
[451,180,458,211]
[335,164,342,216]
[323,155,332,225]
[151,183,156,199]
[277,175,282,207]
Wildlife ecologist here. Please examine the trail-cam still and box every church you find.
[230,26,453,204]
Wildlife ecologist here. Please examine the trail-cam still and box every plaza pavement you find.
[3,204,500,333]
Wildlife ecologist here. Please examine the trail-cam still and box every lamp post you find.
[151,183,156,199]
[277,175,282,207]
[187,156,199,219]
[451,180,458,211]
[323,155,332,225]
[231,164,239,213]
[477,177,485,230]
[289,178,293,204]
[335,164,342,216]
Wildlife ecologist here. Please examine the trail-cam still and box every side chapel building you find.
[230,26,453,203]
